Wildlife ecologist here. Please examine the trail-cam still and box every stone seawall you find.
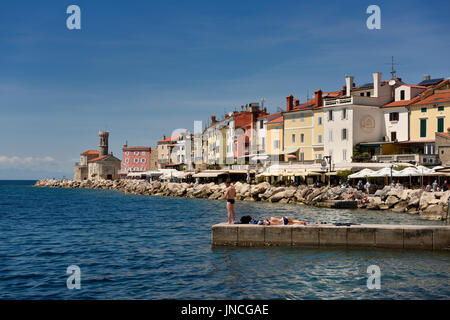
[34,179,450,221]
[212,223,450,251]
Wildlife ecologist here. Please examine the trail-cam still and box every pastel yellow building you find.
[266,113,284,159]
[409,83,450,143]
[282,91,324,163]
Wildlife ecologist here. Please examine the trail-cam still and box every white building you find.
[323,72,401,164]
[381,83,427,142]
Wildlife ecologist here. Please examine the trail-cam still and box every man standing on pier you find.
[225,181,236,224]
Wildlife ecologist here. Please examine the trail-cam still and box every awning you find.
[192,171,228,178]
[251,155,269,161]
[281,147,300,155]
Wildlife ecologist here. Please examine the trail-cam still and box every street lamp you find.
[390,164,394,185]
[324,155,332,186]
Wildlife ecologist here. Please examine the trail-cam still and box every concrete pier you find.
[211,223,450,251]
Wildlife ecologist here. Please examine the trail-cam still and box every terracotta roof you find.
[382,79,449,108]
[158,133,182,144]
[123,146,152,151]
[382,100,413,108]
[436,131,450,139]
[402,84,427,89]
[411,92,450,106]
[81,150,99,155]
[267,113,283,124]
[88,155,108,162]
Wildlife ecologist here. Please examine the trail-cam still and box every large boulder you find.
[385,195,400,208]
[374,186,391,200]
[420,204,448,221]
[419,192,438,210]
[366,197,383,210]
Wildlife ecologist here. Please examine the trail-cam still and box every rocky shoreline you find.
[34,179,450,221]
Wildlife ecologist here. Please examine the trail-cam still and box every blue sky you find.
[0,0,449,179]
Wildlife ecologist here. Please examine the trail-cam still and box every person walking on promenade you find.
[365,180,371,194]
[225,181,236,224]
[443,180,449,191]
[432,180,438,191]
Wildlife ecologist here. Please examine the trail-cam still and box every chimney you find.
[373,72,382,98]
[163,135,166,140]
[447,127,450,134]
[286,95,294,111]
[314,90,323,107]
[211,115,217,123]
[423,75,431,81]
[294,99,300,107]
[345,76,354,97]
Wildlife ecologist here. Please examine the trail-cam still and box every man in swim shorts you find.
[225,181,236,224]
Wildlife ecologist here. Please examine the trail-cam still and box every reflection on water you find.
[0,181,448,299]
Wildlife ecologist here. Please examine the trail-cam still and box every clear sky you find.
[0,0,449,179]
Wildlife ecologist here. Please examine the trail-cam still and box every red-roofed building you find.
[281,90,325,163]
[74,131,121,181]
[122,145,158,173]
[157,132,193,169]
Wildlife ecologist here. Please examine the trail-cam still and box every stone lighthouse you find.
[99,131,109,157]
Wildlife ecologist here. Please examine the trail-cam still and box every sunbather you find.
[270,216,307,225]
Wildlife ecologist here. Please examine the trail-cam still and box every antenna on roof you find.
[385,56,399,79]
[261,98,266,109]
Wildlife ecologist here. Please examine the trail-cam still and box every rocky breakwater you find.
[34,179,449,221]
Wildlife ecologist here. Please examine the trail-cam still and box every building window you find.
[125,159,129,164]
[438,106,444,112]
[389,112,399,121]
[274,140,280,149]
[424,144,435,155]
[342,108,347,119]
[134,158,139,163]
[142,151,146,155]
[260,120,264,129]
[300,133,304,143]
[366,91,371,97]
[300,152,305,161]
[328,110,333,121]
[343,149,347,161]
[125,151,129,156]
[437,117,444,133]
[400,90,405,100]
[421,107,427,113]
[318,117,322,125]
[391,131,397,142]
[318,135,322,144]
[360,93,364,96]
[261,138,265,150]
[342,128,347,140]
[134,151,139,156]
[420,119,427,138]
[141,158,146,163]
[318,154,322,160]
[292,134,296,143]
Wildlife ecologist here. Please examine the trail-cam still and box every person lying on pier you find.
[357,196,368,208]
[269,216,307,226]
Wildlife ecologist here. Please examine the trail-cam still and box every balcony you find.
[374,154,441,165]
[324,95,383,107]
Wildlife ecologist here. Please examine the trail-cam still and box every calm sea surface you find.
[0,180,449,299]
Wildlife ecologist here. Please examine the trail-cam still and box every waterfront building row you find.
[156,72,450,170]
